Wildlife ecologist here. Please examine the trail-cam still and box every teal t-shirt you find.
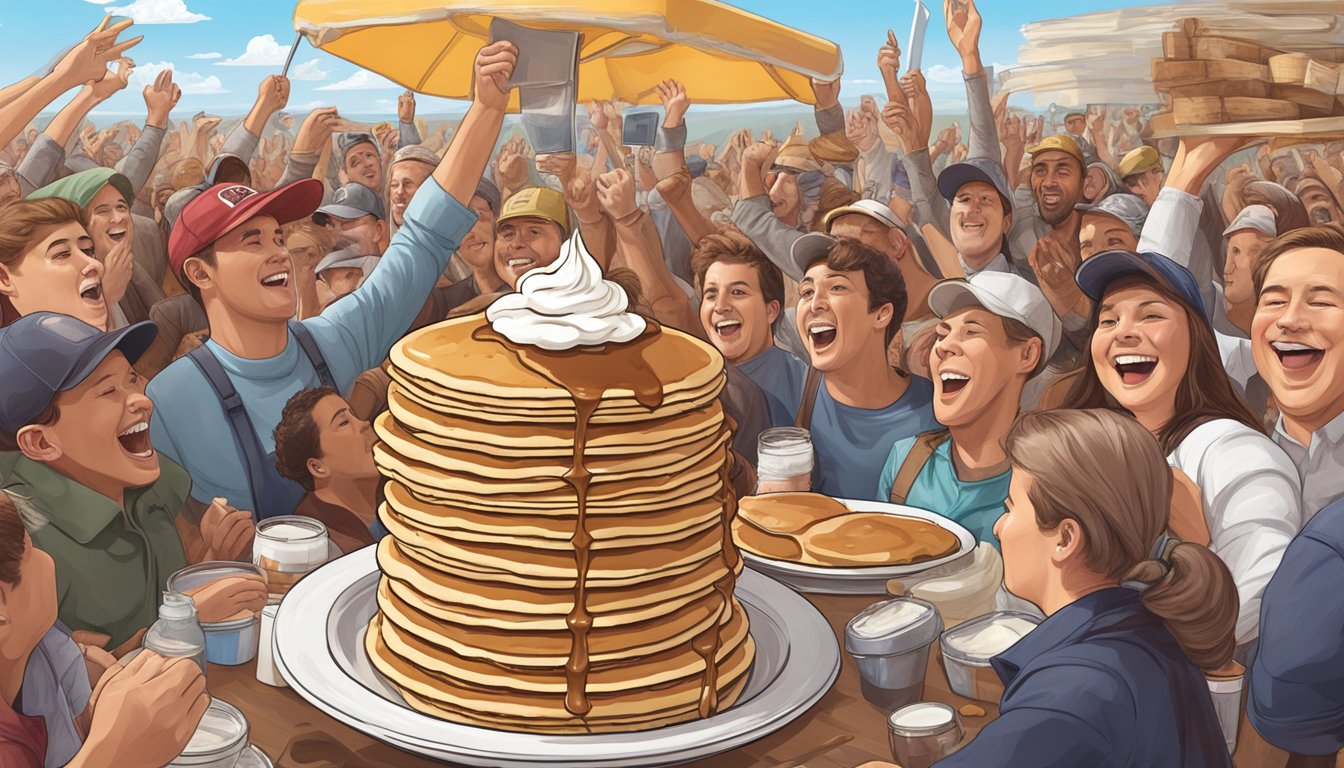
[876,434,1011,545]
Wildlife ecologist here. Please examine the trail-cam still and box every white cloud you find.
[132,61,227,94]
[922,64,963,85]
[315,69,398,91]
[84,0,116,4]
[847,78,881,85]
[218,34,289,66]
[288,59,328,81]
[186,52,222,60]
[103,0,209,23]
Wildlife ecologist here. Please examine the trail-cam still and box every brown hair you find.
[0,492,25,587]
[274,386,338,492]
[690,230,786,310]
[1005,409,1238,670]
[0,198,85,273]
[1056,274,1263,453]
[808,236,908,347]
[1252,223,1344,297]
[0,399,61,453]
[810,179,861,233]
[1244,180,1310,235]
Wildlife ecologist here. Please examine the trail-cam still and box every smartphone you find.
[622,110,659,147]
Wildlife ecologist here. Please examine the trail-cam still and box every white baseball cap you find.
[1223,204,1277,239]
[926,271,1061,376]
[822,198,906,230]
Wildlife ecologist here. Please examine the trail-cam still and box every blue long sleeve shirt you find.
[147,177,475,511]
[937,588,1232,768]
[1249,497,1344,755]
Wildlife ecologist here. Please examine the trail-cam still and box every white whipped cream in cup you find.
[487,230,646,351]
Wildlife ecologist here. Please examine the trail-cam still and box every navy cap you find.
[0,313,158,434]
[1075,251,1209,323]
[314,182,387,224]
[937,156,1012,207]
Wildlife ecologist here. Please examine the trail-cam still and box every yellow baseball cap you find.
[497,186,570,236]
[1118,146,1162,180]
[1026,134,1085,168]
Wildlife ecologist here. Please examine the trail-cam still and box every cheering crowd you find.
[2,2,1344,765]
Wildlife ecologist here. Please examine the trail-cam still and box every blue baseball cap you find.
[1075,251,1209,323]
[0,313,158,434]
[937,156,1012,208]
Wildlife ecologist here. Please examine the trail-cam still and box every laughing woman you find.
[1058,250,1302,659]
[0,198,109,330]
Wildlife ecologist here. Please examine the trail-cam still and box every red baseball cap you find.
[168,179,324,289]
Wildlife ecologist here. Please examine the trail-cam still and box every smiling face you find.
[950,181,1008,265]
[1224,229,1274,309]
[768,171,801,227]
[1078,212,1138,260]
[0,222,106,329]
[309,394,378,482]
[1123,166,1165,207]
[28,352,160,494]
[797,261,891,373]
[932,308,1039,427]
[1252,248,1344,432]
[388,161,433,227]
[459,195,497,274]
[1092,281,1191,428]
[85,183,133,261]
[496,216,564,289]
[343,142,383,190]
[1030,151,1084,226]
[699,260,779,364]
[191,214,296,322]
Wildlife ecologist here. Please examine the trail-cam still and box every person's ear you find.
[183,257,214,295]
[306,456,329,483]
[16,425,61,464]
[1052,518,1086,566]
[765,299,781,326]
[873,302,894,333]
[376,219,389,247]
[888,227,910,261]
[0,264,16,299]
[1003,210,1013,232]
[1018,337,1043,376]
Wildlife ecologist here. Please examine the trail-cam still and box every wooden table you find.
[208,592,994,768]
[208,590,1341,768]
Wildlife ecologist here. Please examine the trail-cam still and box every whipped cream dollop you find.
[487,230,646,351]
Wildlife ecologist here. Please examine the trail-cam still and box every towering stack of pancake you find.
[367,313,754,733]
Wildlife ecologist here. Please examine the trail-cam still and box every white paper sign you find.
[907,0,931,72]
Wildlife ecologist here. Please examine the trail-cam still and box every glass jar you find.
[168,698,249,767]
[252,516,330,604]
[887,702,963,768]
[756,427,813,494]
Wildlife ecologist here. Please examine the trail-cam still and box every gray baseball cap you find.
[314,182,386,224]
[1223,204,1277,239]
[337,132,378,165]
[315,245,379,276]
[937,156,1012,208]
[1075,193,1149,238]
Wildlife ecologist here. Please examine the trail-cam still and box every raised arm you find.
[650,79,716,245]
[117,68,180,195]
[397,90,422,146]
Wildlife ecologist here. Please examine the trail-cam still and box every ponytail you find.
[1123,541,1238,671]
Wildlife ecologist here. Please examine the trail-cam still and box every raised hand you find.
[473,41,518,113]
[882,101,919,154]
[143,69,180,128]
[293,106,339,155]
[877,29,906,105]
[587,100,610,132]
[657,79,689,129]
[810,77,841,111]
[535,152,577,187]
[256,75,291,115]
[397,89,416,123]
[91,57,134,101]
[595,167,638,220]
[53,17,142,89]
[944,0,984,73]
[846,108,878,151]
[80,653,210,768]
[1028,235,1086,318]
[900,71,933,149]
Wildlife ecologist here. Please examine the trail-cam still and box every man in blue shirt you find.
[790,232,937,499]
[1249,496,1344,756]
[147,42,520,519]
[877,271,1059,543]
[691,230,806,427]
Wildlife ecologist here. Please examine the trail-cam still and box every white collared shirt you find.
[1273,410,1344,519]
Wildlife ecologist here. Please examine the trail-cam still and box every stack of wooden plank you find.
[1150,18,1344,135]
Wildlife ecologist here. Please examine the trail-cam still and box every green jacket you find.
[3,456,191,648]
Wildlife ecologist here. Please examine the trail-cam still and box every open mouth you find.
[940,372,970,394]
[1114,354,1158,385]
[107,229,128,243]
[260,271,289,289]
[1272,341,1324,371]
[116,422,154,458]
[79,277,103,303]
[959,221,985,235]
[714,319,742,340]
[808,324,837,351]
[507,257,535,271]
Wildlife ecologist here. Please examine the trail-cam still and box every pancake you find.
[736,492,850,534]
[731,517,806,562]
[803,513,961,566]
[388,467,724,514]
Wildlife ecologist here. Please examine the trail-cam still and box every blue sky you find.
[0,0,1157,119]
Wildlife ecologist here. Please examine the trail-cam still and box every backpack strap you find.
[794,367,822,430]
[287,320,336,389]
[889,429,952,505]
[186,344,267,515]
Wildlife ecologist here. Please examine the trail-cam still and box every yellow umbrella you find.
[292,0,843,106]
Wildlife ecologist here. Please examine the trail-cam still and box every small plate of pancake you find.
[734,494,975,594]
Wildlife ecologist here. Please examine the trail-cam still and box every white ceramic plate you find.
[273,547,840,767]
[738,498,976,594]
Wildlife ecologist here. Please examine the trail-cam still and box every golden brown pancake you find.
[803,513,960,566]
[731,518,806,562]
[736,492,850,535]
